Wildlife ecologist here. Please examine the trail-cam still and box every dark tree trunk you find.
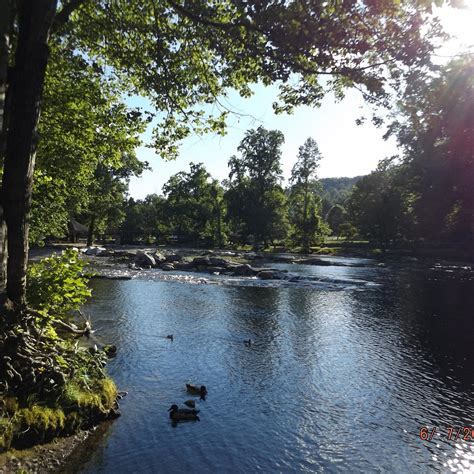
[2,0,58,306]
[302,180,309,254]
[0,208,7,295]
[87,215,96,247]
[216,206,223,248]
[0,0,13,296]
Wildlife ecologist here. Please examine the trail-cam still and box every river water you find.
[76,258,474,473]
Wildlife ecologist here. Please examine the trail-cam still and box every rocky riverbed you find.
[80,246,378,281]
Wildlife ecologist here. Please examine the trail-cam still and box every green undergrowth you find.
[0,377,117,450]
[0,250,119,452]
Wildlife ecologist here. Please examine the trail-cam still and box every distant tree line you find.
[119,128,330,251]
[30,57,473,253]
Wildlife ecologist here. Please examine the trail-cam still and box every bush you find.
[0,249,118,451]
[27,249,91,317]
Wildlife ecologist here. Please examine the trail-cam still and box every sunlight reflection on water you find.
[75,260,474,473]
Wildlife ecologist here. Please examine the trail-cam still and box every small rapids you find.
[91,265,379,290]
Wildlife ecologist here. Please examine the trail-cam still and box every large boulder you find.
[232,264,257,276]
[209,257,230,267]
[153,252,167,264]
[83,246,106,256]
[258,270,277,280]
[192,256,211,266]
[135,252,156,268]
[165,253,182,263]
[174,261,194,271]
[258,270,286,280]
[114,250,137,259]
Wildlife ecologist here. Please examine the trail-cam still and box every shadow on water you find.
[67,261,474,473]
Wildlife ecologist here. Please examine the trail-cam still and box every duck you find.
[186,383,207,400]
[168,404,200,422]
[184,399,196,408]
[244,339,252,346]
[166,334,174,341]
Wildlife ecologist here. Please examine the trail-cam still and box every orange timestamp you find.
[419,426,474,442]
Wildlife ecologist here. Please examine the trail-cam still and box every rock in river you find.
[135,252,156,268]
[258,270,282,280]
[83,246,106,256]
[232,264,257,276]
[161,263,175,271]
[209,257,230,267]
[165,253,183,263]
[153,252,167,264]
[193,256,211,266]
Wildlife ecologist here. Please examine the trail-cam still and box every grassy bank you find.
[0,249,119,461]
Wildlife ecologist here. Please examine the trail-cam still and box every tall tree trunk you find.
[216,205,223,248]
[87,215,96,247]
[2,0,58,306]
[0,0,13,296]
[302,181,309,253]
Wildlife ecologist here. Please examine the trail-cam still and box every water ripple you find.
[76,262,474,473]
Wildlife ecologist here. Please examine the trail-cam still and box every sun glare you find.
[434,0,474,56]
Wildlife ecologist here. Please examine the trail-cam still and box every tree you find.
[84,153,146,246]
[320,176,362,217]
[389,57,474,244]
[209,180,227,248]
[288,138,324,252]
[327,204,348,239]
[347,160,412,248]
[163,163,220,244]
[30,42,147,246]
[227,127,287,247]
[0,0,447,305]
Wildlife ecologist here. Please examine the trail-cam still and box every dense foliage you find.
[27,249,91,318]
[346,58,474,249]
[117,131,330,249]
[1,250,117,450]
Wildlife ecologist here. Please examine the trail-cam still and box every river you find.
[74,258,474,473]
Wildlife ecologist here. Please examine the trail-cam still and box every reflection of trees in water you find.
[349,268,474,433]
[223,286,286,391]
[354,268,474,388]
[285,289,323,368]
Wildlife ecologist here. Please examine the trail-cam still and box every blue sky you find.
[128,2,473,200]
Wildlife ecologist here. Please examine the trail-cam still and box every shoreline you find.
[29,242,474,266]
[0,422,115,473]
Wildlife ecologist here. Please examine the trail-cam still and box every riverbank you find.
[30,241,474,266]
[0,428,90,473]
[0,421,115,473]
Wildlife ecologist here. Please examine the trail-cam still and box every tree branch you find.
[53,0,88,31]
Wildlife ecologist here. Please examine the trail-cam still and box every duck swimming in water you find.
[168,404,200,422]
[186,383,207,400]
[166,334,174,341]
[244,339,252,346]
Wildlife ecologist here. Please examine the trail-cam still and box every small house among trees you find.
[68,219,88,243]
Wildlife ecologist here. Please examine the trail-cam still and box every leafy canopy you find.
[58,0,445,158]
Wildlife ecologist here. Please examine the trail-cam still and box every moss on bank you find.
[0,377,117,450]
